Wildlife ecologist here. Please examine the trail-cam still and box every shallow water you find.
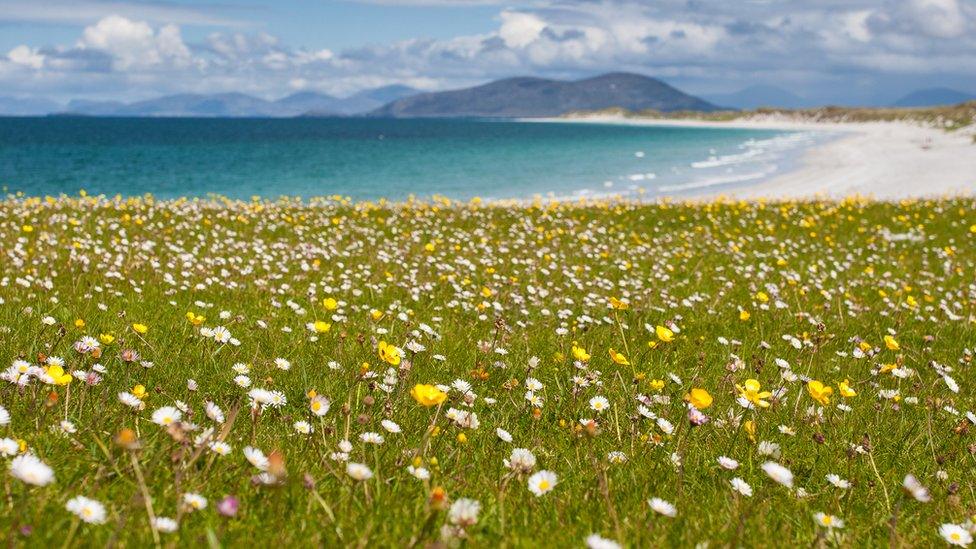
[0,117,819,201]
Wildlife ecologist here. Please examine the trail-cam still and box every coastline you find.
[536,114,976,200]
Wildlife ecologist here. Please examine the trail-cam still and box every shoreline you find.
[535,114,976,200]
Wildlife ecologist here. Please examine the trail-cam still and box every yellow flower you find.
[322,297,338,311]
[838,379,857,398]
[132,323,148,335]
[457,433,467,444]
[378,340,403,366]
[410,384,447,407]
[74,318,85,329]
[608,348,630,366]
[743,420,756,442]
[98,333,115,345]
[571,342,591,362]
[648,379,665,391]
[685,388,713,410]
[132,384,147,399]
[313,320,331,333]
[807,380,833,406]
[755,291,769,303]
[736,379,772,408]
[739,310,751,321]
[655,325,674,343]
[884,335,900,351]
[185,311,205,325]
[21,224,33,233]
[609,296,629,310]
[45,365,73,385]
[481,286,493,298]
[370,309,384,321]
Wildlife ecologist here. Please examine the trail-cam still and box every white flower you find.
[234,375,251,388]
[66,496,107,524]
[589,396,610,412]
[293,420,313,434]
[310,395,330,416]
[346,462,373,481]
[730,477,752,497]
[118,392,144,410]
[761,461,794,488]
[183,493,208,511]
[243,446,269,471]
[205,402,225,423]
[941,523,973,546]
[757,441,781,459]
[586,534,622,549]
[360,432,384,444]
[381,420,401,433]
[152,517,178,533]
[9,453,55,486]
[408,466,430,480]
[505,448,537,473]
[209,441,232,456]
[448,498,481,527]
[717,456,739,470]
[496,428,513,442]
[274,358,291,371]
[649,497,677,517]
[826,473,850,489]
[151,406,181,426]
[903,474,931,502]
[813,512,844,529]
[0,405,10,426]
[0,438,18,456]
[656,418,674,435]
[527,470,557,497]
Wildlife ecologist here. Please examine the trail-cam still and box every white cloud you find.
[1,1,975,103]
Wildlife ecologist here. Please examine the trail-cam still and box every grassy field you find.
[2,193,975,547]
[566,101,976,132]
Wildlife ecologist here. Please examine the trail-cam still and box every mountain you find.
[0,96,63,116]
[299,85,418,116]
[61,85,420,117]
[892,88,976,107]
[370,72,720,118]
[704,85,808,109]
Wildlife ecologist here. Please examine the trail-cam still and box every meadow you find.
[1,193,975,547]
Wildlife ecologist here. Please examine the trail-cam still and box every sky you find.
[1,0,974,105]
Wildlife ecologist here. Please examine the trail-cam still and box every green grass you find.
[1,194,975,547]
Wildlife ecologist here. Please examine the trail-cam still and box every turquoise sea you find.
[0,117,820,201]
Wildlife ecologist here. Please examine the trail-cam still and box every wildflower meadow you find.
[2,193,976,547]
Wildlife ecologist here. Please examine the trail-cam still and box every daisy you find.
[65,496,107,524]
[243,446,269,471]
[9,453,55,486]
[730,477,752,497]
[496,428,513,442]
[310,395,330,416]
[293,421,313,434]
[649,497,677,517]
[151,406,181,426]
[205,402,225,423]
[940,523,973,546]
[152,517,178,533]
[826,473,850,489]
[346,462,373,481]
[359,432,384,444]
[381,419,401,433]
[0,438,18,456]
[527,470,557,497]
[448,498,481,527]
[761,461,794,488]
[183,493,207,511]
[589,396,610,412]
[717,456,739,470]
[506,448,537,473]
[903,474,931,502]
[813,512,844,529]
[586,534,622,549]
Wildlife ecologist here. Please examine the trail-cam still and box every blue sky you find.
[1,0,974,104]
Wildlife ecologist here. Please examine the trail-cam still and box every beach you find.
[549,114,976,200]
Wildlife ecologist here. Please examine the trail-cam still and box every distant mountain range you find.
[703,85,811,110]
[370,72,719,117]
[57,85,418,117]
[0,75,972,118]
[891,88,976,108]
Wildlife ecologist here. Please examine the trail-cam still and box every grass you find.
[566,101,976,130]
[1,193,975,547]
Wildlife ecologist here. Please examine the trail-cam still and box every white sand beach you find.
[547,114,976,200]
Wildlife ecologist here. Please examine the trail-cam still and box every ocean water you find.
[0,117,820,201]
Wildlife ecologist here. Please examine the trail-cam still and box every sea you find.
[0,117,824,202]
